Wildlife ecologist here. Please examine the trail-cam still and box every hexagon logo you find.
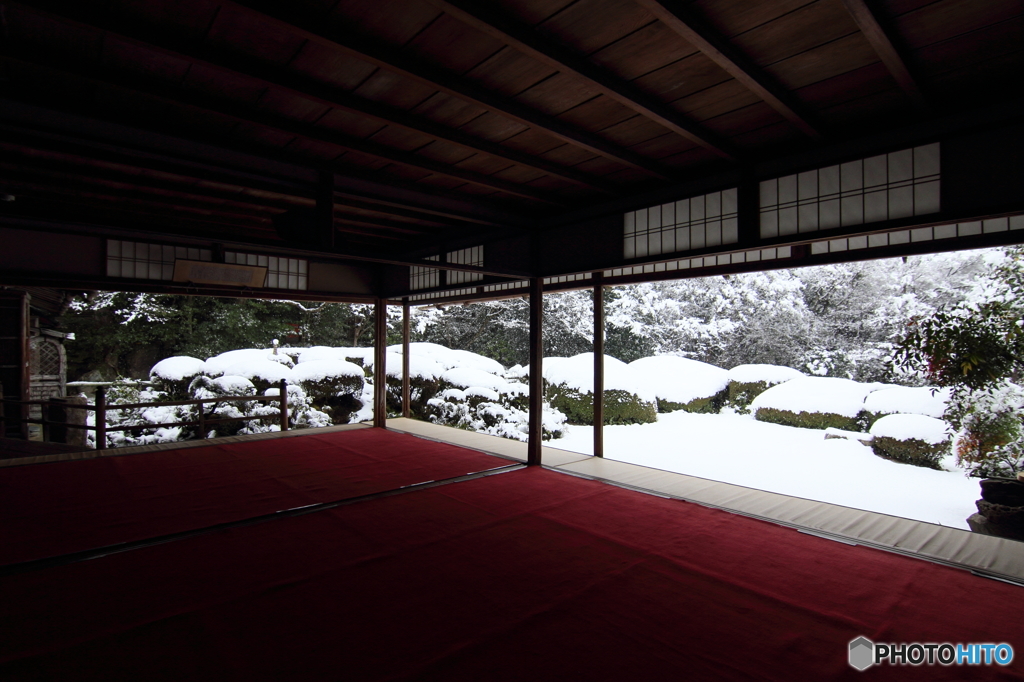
[849,636,875,671]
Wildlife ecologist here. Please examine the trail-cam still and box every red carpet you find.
[0,429,506,565]
[0,459,1021,681]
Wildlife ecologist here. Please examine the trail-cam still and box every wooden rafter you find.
[632,0,822,140]
[226,0,673,179]
[5,1,620,197]
[837,0,930,113]
[426,0,738,159]
[1,55,571,207]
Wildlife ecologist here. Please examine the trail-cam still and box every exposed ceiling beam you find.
[632,0,823,140]
[837,0,930,113]
[5,1,620,197]
[1,55,572,207]
[426,0,738,159]
[226,0,672,179]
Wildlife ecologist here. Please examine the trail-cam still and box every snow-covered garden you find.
[65,246,1024,532]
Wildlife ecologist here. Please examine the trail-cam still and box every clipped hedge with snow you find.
[544,353,657,425]
[751,376,877,431]
[862,386,950,427]
[869,414,950,470]
[149,356,208,399]
[726,364,804,411]
[291,358,366,424]
[628,355,729,413]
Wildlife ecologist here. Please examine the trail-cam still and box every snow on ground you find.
[544,353,657,403]
[628,355,728,404]
[864,386,950,418]
[555,411,980,529]
[750,376,881,417]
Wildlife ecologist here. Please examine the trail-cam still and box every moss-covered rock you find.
[546,384,657,426]
[754,406,862,431]
[870,435,948,470]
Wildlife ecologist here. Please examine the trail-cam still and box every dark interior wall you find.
[0,228,104,279]
[539,213,621,276]
[0,290,29,438]
[943,121,1024,219]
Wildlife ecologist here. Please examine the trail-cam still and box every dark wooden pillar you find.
[401,299,411,419]
[373,298,387,428]
[317,170,336,249]
[0,290,30,439]
[593,273,605,458]
[527,277,544,466]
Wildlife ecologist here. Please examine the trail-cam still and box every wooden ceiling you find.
[0,0,1020,259]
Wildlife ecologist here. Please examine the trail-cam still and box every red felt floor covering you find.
[0,466,1021,681]
[0,428,506,565]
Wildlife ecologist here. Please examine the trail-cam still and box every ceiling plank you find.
[1,53,572,207]
[225,0,672,179]
[425,0,739,159]
[837,0,931,113]
[5,1,620,197]
[632,0,823,140]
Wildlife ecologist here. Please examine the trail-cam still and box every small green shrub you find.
[659,387,729,414]
[754,407,861,431]
[727,380,771,411]
[546,384,657,426]
[385,375,446,419]
[871,435,948,470]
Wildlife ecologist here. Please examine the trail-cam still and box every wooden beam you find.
[373,299,388,429]
[2,55,569,207]
[592,274,604,458]
[226,0,672,179]
[633,0,823,140]
[5,1,619,196]
[837,0,930,113]
[427,0,738,159]
[402,300,411,419]
[527,276,544,466]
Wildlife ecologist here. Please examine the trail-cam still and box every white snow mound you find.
[205,348,282,375]
[440,367,509,392]
[870,414,950,444]
[628,355,728,405]
[220,359,293,384]
[150,356,207,381]
[728,364,804,385]
[544,353,656,403]
[864,386,950,419]
[291,359,365,383]
[750,376,875,418]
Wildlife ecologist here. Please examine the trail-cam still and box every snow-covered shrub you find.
[628,355,729,413]
[751,376,876,431]
[544,354,656,426]
[726,364,804,412]
[291,358,365,424]
[869,414,950,470]
[189,375,260,438]
[218,359,294,394]
[426,385,566,441]
[952,380,1024,478]
[149,356,207,399]
[861,386,950,427]
[384,354,447,419]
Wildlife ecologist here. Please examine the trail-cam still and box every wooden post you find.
[95,386,107,450]
[373,298,387,428]
[593,273,605,458]
[402,299,411,419]
[198,398,207,439]
[279,379,289,431]
[527,277,544,466]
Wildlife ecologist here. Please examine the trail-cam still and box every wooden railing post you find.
[279,379,289,431]
[95,386,107,450]
[198,398,207,439]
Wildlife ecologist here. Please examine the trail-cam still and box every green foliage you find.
[727,380,770,411]
[658,388,729,414]
[894,247,1024,476]
[870,436,948,470]
[385,375,445,420]
[545,384,657,426]
[754,407,861,432]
